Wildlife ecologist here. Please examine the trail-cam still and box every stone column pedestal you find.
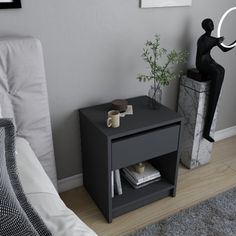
[178,75,218,169]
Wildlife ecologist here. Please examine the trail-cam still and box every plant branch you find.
[137,34,188,88]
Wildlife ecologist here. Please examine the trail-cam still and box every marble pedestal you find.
[178,76,218,169]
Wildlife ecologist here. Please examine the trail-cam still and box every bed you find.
[0,37,97,236]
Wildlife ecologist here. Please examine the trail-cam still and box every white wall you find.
[0,0,235,179]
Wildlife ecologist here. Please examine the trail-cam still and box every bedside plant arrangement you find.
[80,96,183,222]
[137,35,188,108]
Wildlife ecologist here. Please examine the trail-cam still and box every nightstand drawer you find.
[112,124,180,169]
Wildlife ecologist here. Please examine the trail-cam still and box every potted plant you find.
[137,34,188,109]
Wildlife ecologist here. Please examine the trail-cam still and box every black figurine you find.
[196,18,236,142]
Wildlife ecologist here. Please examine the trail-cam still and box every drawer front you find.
[112,125,180,170]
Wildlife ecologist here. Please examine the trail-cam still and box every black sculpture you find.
[196,18,236,142]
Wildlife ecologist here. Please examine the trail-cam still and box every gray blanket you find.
[0,119,52,236]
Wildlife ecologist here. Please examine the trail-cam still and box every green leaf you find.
[137,34,188,88]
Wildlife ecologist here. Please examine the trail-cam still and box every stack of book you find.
[111,170,123,198]
[122,162,161,189]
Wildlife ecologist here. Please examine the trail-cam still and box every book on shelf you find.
[122,161,161,186]
[114,169,123,195]
[123,173,161,189]
[111,169,123,197]
[111,170,114,198]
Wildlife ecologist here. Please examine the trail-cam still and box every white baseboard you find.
[58,173,83,193]
[215,125,236,142]
[58,126,236,193]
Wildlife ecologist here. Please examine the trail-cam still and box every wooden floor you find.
[60,136,236,236]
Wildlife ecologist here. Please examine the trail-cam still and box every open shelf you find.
[112,177,174,217]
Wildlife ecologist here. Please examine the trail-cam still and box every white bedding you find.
[15,137,97,236]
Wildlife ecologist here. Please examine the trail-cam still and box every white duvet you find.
[15,137,97,236]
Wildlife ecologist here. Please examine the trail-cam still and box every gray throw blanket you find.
[0,119,52,236]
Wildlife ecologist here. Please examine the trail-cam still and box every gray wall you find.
[0,0,236,179]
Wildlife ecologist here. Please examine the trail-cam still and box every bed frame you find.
[0,37,57,188]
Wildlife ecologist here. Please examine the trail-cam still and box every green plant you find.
[137,35,188,90]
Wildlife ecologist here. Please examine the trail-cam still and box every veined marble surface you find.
[178,76,218,169]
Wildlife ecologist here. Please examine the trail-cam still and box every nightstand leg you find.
[171,188,176,197]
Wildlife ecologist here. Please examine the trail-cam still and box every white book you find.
[123,162,160,185]
[111,171,114,198]
[114,169,123,195]
[124,174,161,189]
[123,169,141,185]
[123,168,160,185]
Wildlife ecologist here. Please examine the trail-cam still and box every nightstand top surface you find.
[79,96,182,138]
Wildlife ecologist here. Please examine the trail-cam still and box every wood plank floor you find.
[60,136,236,236]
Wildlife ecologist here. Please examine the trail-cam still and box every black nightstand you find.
[79,96,183,223]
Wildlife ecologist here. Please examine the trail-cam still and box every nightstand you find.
[79,96,183,223]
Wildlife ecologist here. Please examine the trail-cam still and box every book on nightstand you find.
[122,161,161,189]
[114,169,123,195]
[123,174,161,189]
[111,170,114,198]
